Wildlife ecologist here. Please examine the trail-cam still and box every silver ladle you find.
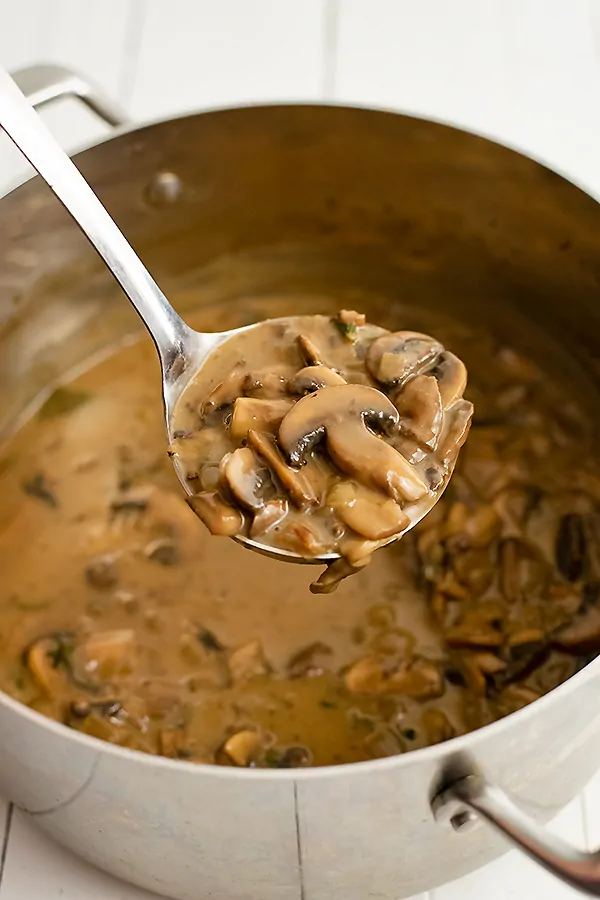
[0,65,449,566]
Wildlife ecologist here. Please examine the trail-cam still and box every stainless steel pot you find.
[2,65,600,900]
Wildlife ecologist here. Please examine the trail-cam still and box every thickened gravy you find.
[0,298,598,768]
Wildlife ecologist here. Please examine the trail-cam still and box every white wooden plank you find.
[432,797,586,900]
[0,809,162,900]
[0,0,137,197]
[0,0,57,197]
[334,0,600,198]
[34,0,136,155]
[580,768,600,851]
[130,0,326,121]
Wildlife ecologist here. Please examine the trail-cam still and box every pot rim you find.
[2,100,598,782]
[0,654,596,781]
[5,100,598,212]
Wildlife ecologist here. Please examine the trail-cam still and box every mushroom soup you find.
[0,300,598,768]
[172,312,473,591]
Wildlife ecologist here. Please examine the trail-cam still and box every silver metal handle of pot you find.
[10,64,128,126]
[432,771,600,896]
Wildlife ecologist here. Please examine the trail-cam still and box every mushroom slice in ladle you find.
[393,374,443,449]
[278,384,429,503]
[222,447,273,512]
[288,366,347,395]
[328,482,409,540]
[366,331,443,387]
[431,351,468,408]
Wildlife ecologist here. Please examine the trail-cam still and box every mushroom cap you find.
[278,384,400,465]
[288,366,347,395]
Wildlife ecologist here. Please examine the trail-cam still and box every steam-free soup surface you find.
[0,298,598,768]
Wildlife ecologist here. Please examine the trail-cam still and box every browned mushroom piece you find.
[202,373,246,415]
[366,331,443,386]
[279,384,429,503]
[228,639,270,683]
[310,553,371,594]
[187,491,244,536]
[27,635,72,695]
[221,447,273,512]
[82,629,137,679]
[247,430,318,508]
[438,399,474,466]
[327,481,409,540]
[297,333,328,367]
[222,730,263,767]
[386,658,444,700]
[288,366,347,395]
[393,374,443,449]
[229,397,294,442]
[431,351,468,408]
[552,604,600,655]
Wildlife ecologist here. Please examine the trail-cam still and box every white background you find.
[2,1,600,898]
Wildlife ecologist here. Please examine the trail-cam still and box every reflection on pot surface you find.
[0,293,598,770]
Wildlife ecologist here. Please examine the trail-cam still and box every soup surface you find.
[0,295,598,768]
[172,311,472,593]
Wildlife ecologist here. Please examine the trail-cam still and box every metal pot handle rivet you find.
[432,772,600,896]
[9,64,128,127]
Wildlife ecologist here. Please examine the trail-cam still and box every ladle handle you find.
[0,64,192,377]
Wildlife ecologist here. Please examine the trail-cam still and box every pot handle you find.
[9,64,128,127]
[432,770,600,896]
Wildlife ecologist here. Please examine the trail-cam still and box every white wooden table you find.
[2,2,600,897]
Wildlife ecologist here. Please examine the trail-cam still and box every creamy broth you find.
[0,297,598,768]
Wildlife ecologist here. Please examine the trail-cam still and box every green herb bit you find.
[335,321,357,341]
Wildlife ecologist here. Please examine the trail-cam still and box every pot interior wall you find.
[1,105,600,434]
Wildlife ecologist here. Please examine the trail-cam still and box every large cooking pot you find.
[2,65,600,900]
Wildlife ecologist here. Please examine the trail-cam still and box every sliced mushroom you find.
[288,366,346,395]
[552,605,600,654]
[249,499,288,537]
[229,397,294,442]
[431,351,468,408]
[438,399,474,466]
[202,373,246,415]
[386,658,444,700]
[279,384,428,503]
[222,447,273,512]
[297,333,328,366]
[328,481,409,540]
[344,656,386,694]
[187,491,244,536]
[310,554,370,594]
[222,730,262,767]
[366,331,443,386]
[82,629,137,679]
[228,639,270,683]
[247,429,317,508]
[393,374,443,448]
[27,634,72,694]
